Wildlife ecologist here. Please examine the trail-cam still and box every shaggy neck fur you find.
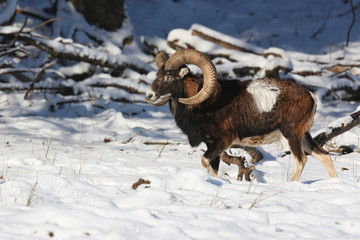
[169,77,220,147]
[170,100,203,147]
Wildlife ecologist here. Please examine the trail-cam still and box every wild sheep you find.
[145,49,337,181]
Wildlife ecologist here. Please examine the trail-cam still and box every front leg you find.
[201,157,218,177]
[210,156,220,174]
[202,138,232,177]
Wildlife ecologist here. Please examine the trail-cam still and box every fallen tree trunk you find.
[190,24,263,55]
[192,29,259,55]
[314,109,360,147]
[16,35,151,74]
[0,86,75,95]
[88,83,145,95]
[0,27,151,74]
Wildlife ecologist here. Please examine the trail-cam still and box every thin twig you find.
[143,141,180,145]
[0,86,73,92]
[249,184,282,209]
[337,2,360,17]
[0,46,30,58]
[29,17,62,33]
[122,128,159,144]
[310,5,332,40]
[346,0,356,47]
[43,137,53,160]
[24,61,56,99]
[26,180,38,207]
[157,142,167,158]
[12,17,28,46]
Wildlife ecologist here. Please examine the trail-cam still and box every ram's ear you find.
[179,66,190,78]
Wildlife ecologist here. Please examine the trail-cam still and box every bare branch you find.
[0,86,74,93]
[16,7,53,21]
[24,61,57,99]
[346,0,356,46]
[11,17,28,46]
[191,25,262,55]
[0,67,38,76]
[88,83,145,95]
[314,109,360,147]
[29,17,62,33]
[122,128,159,144]
[0,46,30,58]
[14,35,151,74]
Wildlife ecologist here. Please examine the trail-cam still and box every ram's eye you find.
[164,75,174,82]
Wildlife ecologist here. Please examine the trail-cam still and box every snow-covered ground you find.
[1,0,360,239]
[1,89,360,240]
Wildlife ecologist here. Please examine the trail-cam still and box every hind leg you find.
[287,137,308,181]
[302,132,338,178]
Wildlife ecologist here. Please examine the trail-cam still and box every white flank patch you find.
[247,79,280,113]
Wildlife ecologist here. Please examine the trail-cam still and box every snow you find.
[0,0,17,25]
[190,24,264,54]
[0,0,360,239]
[1,101,360,239]
[1,92,360,240]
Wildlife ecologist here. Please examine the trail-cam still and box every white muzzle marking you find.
[145,91,171,105]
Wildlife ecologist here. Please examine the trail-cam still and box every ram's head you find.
[145,49,218,106]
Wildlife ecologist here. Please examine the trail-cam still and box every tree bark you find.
[70,0,126,31]
[11,34,150,74]
[314,109,360,147]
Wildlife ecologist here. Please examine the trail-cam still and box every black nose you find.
[147,93,154,99]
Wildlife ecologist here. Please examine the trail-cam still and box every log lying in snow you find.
[0,23,152,75]
[314,109,360,147]
[190,24,263,55]
[221,152,255,181]
[16,35,152,74]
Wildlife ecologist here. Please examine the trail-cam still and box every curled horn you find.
[164,49,217,105]
[155,51,169,69]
